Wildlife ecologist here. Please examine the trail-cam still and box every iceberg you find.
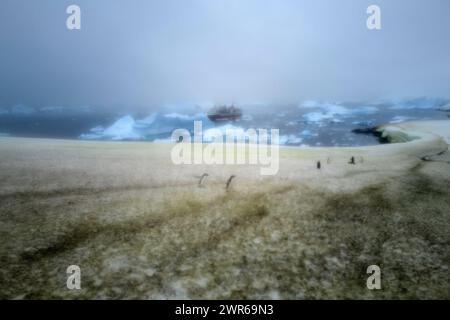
[80,112,216,141]
[279,134,303,145]
[303,112,334,122]
[389,116,415,124]
[301,101,378,124]
[438,103,450,111]
[135,113,158,127]
[300,129,318,138]
[83,115,140,140]
[389,97,447,110]
[302,104,350,123]
[102,115,140,140]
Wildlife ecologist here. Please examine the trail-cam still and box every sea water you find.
[0,98,448,147]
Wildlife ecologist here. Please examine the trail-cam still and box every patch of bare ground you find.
[1,168,449,299]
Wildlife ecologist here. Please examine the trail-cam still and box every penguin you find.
[226,175,236,190]
[198,173,209,187]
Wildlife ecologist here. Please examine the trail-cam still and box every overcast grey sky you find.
[0,0,449,111]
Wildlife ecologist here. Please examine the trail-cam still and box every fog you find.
[1,0,450,112]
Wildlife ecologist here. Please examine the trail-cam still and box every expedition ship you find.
[207,105,242,122]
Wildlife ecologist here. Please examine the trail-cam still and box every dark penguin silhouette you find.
[317,161,321,169]
[349,156,356,165]
[226,175,236,190]
[198,173,209,187]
